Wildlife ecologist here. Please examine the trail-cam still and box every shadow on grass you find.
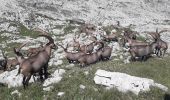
[164,94,170,100]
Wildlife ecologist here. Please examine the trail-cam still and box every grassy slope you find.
[0,25,170,100]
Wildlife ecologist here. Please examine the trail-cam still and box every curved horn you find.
[38,35,54,44]
[158,29,168,34]
[18,42,28,51]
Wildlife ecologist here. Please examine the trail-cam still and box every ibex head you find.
[38,35,57,49]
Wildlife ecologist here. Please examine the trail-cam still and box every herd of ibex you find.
[0,22,169,88]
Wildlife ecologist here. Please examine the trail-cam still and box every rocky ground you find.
[0,0,170,100]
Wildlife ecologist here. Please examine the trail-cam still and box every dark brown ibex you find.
[14,35,56,88]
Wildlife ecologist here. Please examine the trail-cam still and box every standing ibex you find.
[129,42,157,61]
[147,29,169,57]
[14,35,56,88]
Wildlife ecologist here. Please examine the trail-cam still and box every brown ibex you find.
[26,43,43,57]
[129,42,157,61]
[101,43,113,61]
[6,58,19,71]
[57,43,86,63]
[77,42,104,67]
[0,50,7,71]
[102,33,118,42]
[14,35,56,88]
[147,29,169,57]
[124,35,149,47]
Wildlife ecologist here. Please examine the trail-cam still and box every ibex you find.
[129,42,157,61]
[73,37,97,54]
[0,50,7,71]
[57,43,86,63]
[14,35,56,88]
[102,33,118,42]
[147,29,168,57]
[26,43,43,57]
[124,36,149,47]
[77,42,104,67]
[101,43,113,61]
[6,58,19,71]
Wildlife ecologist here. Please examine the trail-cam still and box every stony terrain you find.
[0,0,170,100]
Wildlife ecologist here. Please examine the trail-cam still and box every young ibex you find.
[77,42,104,67]
[73,37,97,54]
[57,43,86,63]
[0,50,7,71]
[101,43,113,61]
[26,43,43,57]
[102,33,118,42]
[14,35,56,88]
[129,42,157,61]
[124,36,149,47]
[124,29,138,40]
[6,58,19,71]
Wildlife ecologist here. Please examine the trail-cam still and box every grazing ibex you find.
[14,35,56,88]
[0,50,7,71]
[57,43,86,63]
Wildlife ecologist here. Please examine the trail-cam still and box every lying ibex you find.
[6,58,19,71]
[26,43,43,57]
[57,43,86,63]
[102,33,118,42]
[14,35,56,88]
[79,41,96,54]
[124,36,149,47]
[77,42,104,67]
[72,37,97,53]
[124,29,138,40]
[129,42,157,61]
[0,50,7,71]
[72,38,80,51]
[101,43,113,61]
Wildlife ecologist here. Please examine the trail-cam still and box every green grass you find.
[19,24,40,37]
[0,24,170,100]
[0,56,170,100]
